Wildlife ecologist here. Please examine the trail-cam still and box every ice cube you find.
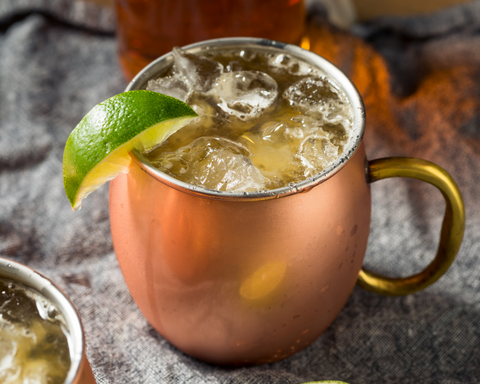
[150,136,268,192]
[283,76,339,108]
[296,132,339,176]
[172,47,223,93]
[187,93,229,121]
[244,122,296,185]
[0,329,16,372]
[22,360,51,384]
[211,71,278,120]
[239,50,257,61]
[269,53,314,76]
[224,50,256,72]
[259,122,288,143]
[318,99,352,125]
[146,76,189,102]
[225,60,244,72]
[283,76,352,124]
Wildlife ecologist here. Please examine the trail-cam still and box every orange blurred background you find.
[81,0,473,21]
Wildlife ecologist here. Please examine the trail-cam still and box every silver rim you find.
[127,37,366,201]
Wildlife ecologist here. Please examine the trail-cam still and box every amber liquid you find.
[115,0,306,80]
[145,48,352,192]
[0,279,71,384]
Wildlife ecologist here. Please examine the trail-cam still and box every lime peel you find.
[63,90,197,210]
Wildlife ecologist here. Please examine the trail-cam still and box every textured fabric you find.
[0,1,479,383]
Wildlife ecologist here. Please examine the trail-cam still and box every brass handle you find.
[357,157,465,296]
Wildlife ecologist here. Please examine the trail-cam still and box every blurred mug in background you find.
[114,0,306,80]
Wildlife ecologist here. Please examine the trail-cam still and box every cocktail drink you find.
[106,38,464,366]
[144,47,353,191]
[115,0,306,80]
[61,38,463,366]
[0,258,96,384]
[0,279,70,384]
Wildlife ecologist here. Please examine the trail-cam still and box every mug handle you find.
[357,157,465,296]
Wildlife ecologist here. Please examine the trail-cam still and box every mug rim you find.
[0,257,85,384]
[126,37,365,201]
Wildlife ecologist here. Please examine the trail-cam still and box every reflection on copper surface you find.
[240,261,287,301]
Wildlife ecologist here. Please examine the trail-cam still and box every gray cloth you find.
[0,0,479,383]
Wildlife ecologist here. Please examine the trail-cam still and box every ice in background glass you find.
[145,47,353,192]
[0,279,71,383]
[0,258,96,384]
[114,0,305,80]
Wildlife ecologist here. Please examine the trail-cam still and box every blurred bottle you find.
[115,0,306,81]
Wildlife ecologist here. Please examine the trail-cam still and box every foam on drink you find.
[0,279,71,384]
[145,47,353,192]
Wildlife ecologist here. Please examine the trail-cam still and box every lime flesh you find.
[63,90,197,210]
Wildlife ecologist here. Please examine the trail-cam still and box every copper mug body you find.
[0,257,96,384]
[109,38,465,365]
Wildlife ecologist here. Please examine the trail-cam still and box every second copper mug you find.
[114,0,306,80]
[109,38,465,365]
[0,257,96,383]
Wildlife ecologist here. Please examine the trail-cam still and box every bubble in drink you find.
[0,279,71,384]
[145,48,353,192]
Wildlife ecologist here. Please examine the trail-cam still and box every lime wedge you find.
[63,90,197,210]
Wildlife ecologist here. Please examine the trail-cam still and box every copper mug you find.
[109,38,465,365]
[0,257,96,383]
